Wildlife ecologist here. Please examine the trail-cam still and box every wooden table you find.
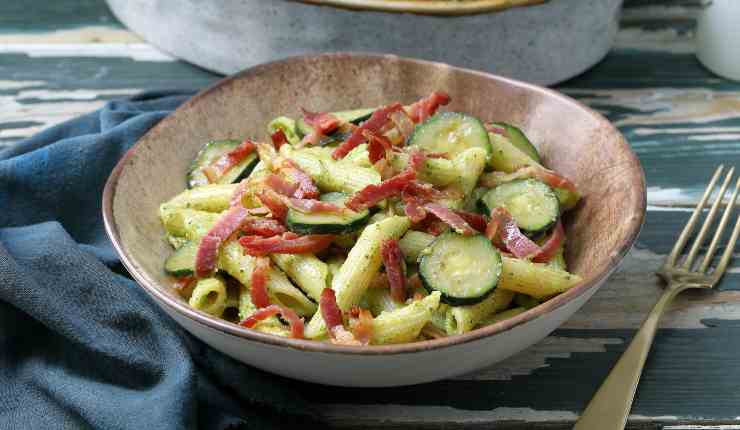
[3,1,739,428]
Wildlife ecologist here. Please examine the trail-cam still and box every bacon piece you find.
[201,139,257,184]
[257,189,289,222]
[250,256,271,308]
[403,180,446,201]
[407,91,451,123]
[536,168,579,196]
[195,206,250,277]
[453,210,488,233]
[389,109,416,141]
[270,129,289,151]
[402,194,428,223]
[332,103,404,160]
[364,130,393,164]
[240,304,304,339]
[302,109,341,135]
[423,203,476,235]
[346,167,416,211]
[381,239,407,303]
[532,220,565,263]
[320,288,344,335]
[265,174,299,197]
[487,207,541,258]
[480,166,578,196]
[239,233,336,256]
[408,150,427,171]
[485,123,508,136]
[350,308,374,345]
[241,217,286,237]
[426,152,451,159]
[274,157,319,199]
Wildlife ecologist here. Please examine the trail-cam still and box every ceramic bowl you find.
[106,0,623,86]
[102,53,645,387]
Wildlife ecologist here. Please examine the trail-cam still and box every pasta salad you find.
[159,91,582,345]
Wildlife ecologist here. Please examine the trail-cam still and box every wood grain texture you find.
[3,0,740,427]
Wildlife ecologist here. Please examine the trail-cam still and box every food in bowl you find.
[158,91,582,345]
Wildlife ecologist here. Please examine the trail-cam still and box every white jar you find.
[696,0,740,81]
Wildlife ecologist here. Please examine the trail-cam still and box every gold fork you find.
[573,165,740,430]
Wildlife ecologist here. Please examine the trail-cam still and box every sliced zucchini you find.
[489,122,541,163]
[418,233,502,306]
[407,112,491,159]
[164,241,198,276]
[286,192,371,235]
[296,108,376,137]
[187,139,259,188]
[479,179,559,236]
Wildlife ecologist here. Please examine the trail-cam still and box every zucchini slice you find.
[164,241,198,277]
[418,233,502,306]
[187,139,259,189]
[479,179,560,236]
[286,192,371,235]
[489,122,541,163]
[407,112,491,158]
[296,108,376,137]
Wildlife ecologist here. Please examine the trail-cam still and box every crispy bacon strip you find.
[240,304,304,339]
[381,239,407,303]
[480,166,578,196]
[332,103,403,160]
[195,206,250,277]
[320,288,344,335]
[265,174,299,197]
[302,109,341,135]
[423,203,476,235]
[346,168,416,211]
[242,217,286,237]
[485,123,508,136]
[250,256,271,308]
[402,194,428,223]
[389,109,416,141]
[257,189,288,222]
[453,210,488,233]
[239,233,336,256]
[486,207,541,258]
[407,91,451,123]
[364,130,393,164]
[270,129,289,151]
[274,157,320,199]
[532,220,565,263]
[350,308,374,345]
[403,180,446,201]
[202,139,257,183]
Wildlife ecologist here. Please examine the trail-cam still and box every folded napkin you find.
[0,92,317,430]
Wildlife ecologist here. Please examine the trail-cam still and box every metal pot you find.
[107,0,622,85]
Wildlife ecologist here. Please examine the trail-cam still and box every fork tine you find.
[700,175,740,272]
[712,191,740,281]
[666,165,724,267]
[682,167,735,270]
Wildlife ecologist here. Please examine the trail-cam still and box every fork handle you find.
[572,284,690,430]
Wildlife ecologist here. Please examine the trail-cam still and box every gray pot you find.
[107,0,622,85]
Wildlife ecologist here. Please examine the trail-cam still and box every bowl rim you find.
[290,0,546,16]
[102,52,646,356]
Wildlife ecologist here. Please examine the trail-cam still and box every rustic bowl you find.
[106,0,623,86]
[103,53,645,387]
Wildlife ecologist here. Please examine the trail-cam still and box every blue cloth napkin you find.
[0,92,317,430]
